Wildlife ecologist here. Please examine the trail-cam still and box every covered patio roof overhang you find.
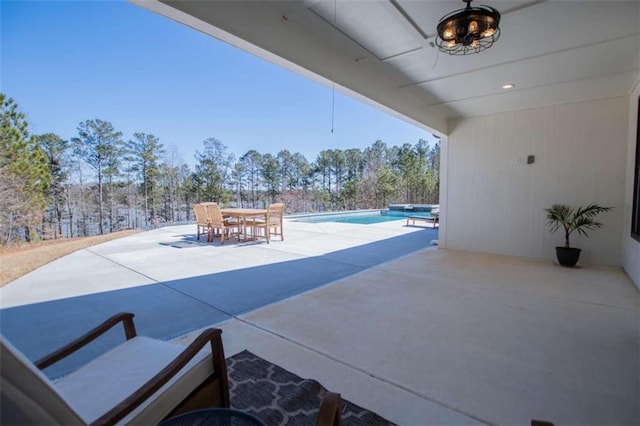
[131,0,639,135]
[130,0,640,286]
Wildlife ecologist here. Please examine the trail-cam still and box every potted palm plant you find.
[545,203,613,267]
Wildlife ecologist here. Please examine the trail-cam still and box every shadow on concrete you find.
[160,232,276,248]
[0,228,437,378]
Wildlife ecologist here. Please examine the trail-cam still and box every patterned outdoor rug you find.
[227,350,396,426]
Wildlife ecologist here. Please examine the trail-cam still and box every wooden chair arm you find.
[35,312,137,370]
[316,392,342,426]
[90,328,228,426]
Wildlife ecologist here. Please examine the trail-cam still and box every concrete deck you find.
[0,220,436,378]
[1,220,638,425]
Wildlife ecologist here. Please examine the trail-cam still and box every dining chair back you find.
[204,203,225,227]
[203,203,238,244]
[248,203,284,244]
[267,203,284,224]
[193,203,211,241]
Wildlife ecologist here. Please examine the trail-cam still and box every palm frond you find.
[545,204,572,233]
[573,203,613,221]
[571,216,603,237]
[545,203,612,247]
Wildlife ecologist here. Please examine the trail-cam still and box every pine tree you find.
[35,133,69,238]
[72,119,124,235]
[126,133,164,227]
[0,94,50,243]
[194,138,234,204]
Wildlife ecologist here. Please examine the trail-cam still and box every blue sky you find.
[2,0,433,166]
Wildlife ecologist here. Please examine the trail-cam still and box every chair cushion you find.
[1,336,84,425]
[55,336,212,425]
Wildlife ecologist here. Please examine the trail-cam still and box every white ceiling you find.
[132,0,640,135]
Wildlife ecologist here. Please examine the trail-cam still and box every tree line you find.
[0,94,440,244]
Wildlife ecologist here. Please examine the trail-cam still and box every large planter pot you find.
[555,247,582,267]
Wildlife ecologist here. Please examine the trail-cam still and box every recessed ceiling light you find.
[502,83,515,89]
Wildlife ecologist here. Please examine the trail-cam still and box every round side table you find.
[158,408,265,426]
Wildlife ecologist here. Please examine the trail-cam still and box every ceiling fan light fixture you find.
[442,28,455,40]
[482,28,496,38]
[436,0,501,56]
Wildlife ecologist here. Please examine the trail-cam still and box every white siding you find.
[622,77,640,289]
[441,97,628,266]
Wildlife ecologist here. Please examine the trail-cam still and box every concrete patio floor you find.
[0,219,436,378]
[1,219,638,425]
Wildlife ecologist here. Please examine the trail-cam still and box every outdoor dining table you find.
[220,207,267,241]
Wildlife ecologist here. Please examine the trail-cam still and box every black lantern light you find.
[436,0,501,55]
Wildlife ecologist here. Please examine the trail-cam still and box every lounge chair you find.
[406,211,439,228]
[0,313,229,425]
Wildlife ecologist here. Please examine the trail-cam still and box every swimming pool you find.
[297,213,403,224]
[293,210,421,225]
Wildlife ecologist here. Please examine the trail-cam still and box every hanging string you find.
[431,48,440,74]
[331,86,336,133]
[331,0,337,133]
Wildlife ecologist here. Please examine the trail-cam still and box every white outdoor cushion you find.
[1,334,213,426]
[55,336,212,424]
[1,336,84,425]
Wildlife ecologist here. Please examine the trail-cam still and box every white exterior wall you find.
[622,77,640,288]
[440,97,628,266]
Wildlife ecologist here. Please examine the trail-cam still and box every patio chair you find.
[316,392,342,426]
[204,203,239,244]
[0,313,230,425]
[193,203,212,241]
[246,203,284,244]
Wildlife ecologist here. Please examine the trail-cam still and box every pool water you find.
[295,212,406,225]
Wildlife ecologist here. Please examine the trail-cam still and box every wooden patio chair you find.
[246,203,284,244]
[203,203,239,244]
[316,392,342,426]
[0,313,230,425]
[193,203,212,241]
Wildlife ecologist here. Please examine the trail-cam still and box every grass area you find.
[0,230,142,288]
